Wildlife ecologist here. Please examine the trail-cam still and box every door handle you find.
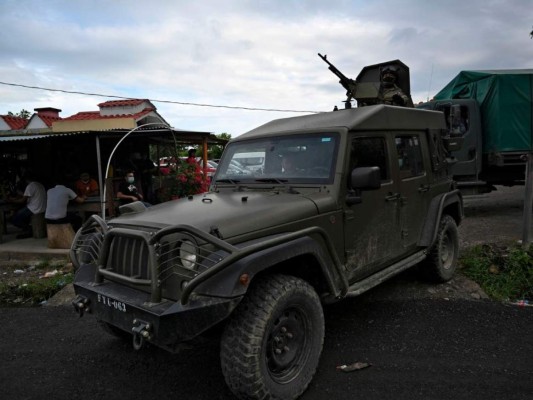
[418,184,430,193]
[385,193,400,202]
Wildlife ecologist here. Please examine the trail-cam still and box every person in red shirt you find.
[74,172,99,197]
[186,148,198,164]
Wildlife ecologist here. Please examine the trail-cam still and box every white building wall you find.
[25,116,48,129]
[0,119,11,130]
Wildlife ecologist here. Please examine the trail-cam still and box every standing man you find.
[186,148,198,164]
[8,173,46,239]
[130,153,156,203]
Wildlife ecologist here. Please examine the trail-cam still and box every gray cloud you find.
[0,0,532,135]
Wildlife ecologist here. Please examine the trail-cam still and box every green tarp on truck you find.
[434,70,533,153]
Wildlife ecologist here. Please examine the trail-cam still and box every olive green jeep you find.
[71,104,463,400]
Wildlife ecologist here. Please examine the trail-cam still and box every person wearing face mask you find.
[117,171,149,206]
[74,172,100,197]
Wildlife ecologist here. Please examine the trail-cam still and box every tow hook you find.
[132,319,152,350]
[72,295,90,317]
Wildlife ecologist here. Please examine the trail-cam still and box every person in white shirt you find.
[45,182,85,231]
[8,173,46,239]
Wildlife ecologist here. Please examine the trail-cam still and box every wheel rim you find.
[266,307,310,384]
[440,230,454,270]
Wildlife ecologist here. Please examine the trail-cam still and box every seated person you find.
[117,171,150,207]
[8,173,47,238]
[281,153,307,175]
[281,153,298,174]
[45,181,85,231]
[74,172,99,197]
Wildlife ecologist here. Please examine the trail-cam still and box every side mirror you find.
[346,167,381,206]
[351,166,381,190]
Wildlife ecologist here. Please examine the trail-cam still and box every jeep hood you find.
[111,191,334,239]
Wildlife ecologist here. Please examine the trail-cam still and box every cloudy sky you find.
[1,0,531,137]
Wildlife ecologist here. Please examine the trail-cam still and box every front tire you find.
[422,214,459,282]
[220,274,324,400]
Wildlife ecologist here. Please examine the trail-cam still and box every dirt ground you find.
[458,185,527,248]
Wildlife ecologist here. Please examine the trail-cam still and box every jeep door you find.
[344,135,403,282]
[393,133,432,249]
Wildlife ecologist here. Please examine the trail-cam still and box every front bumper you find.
[73,264,241,353]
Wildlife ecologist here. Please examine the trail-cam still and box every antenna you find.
[427,63,434,102]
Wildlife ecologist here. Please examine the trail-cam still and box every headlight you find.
[179,240,197,270]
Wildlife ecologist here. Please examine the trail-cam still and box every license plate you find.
[97,294,127,312]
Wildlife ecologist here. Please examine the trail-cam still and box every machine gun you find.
[318,53,357,108]
[319,53,414,109]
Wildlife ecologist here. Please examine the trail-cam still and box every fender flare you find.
[190,235,347,303]
[418,189,464,248]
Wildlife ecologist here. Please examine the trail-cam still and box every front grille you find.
[106,236,151,280]
[74,216,241,303]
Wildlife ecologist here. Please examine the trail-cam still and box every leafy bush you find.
[159,161,208,202]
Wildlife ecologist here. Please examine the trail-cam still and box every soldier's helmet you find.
[380,66,398,84]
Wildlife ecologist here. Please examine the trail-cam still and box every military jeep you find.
[71,104,463,400]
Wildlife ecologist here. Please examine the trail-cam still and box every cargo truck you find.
[417,69,533,194]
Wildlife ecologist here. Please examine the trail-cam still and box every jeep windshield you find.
[215,133,339,185]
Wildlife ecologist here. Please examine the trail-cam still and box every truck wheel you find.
[220,274,324,400]
[422,214,459,282]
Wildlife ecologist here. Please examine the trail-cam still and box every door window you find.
[395,136,425,179]
[350,137,390,181]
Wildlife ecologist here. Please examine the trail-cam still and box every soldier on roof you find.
[380,66,414,107]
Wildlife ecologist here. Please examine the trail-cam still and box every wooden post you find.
[522,153,533,247]
[202,136,208,176]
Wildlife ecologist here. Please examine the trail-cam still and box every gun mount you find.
[318,54,414,109]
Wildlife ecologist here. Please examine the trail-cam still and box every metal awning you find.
[0,134,51,142]
[0,127,226,145]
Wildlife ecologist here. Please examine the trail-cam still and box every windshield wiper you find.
[254,178,288,184]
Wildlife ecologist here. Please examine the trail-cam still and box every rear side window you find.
[350,137,390,181]
[395,135,425,179]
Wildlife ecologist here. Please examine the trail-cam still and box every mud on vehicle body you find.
[72,104,463,400]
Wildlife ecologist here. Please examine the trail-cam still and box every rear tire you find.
[220,274,324,400]
[422,214,459,282]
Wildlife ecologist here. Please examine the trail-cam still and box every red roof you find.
[64,108,155,121]
[97,99,151,108]
[2,115,28,130]
[39,115,62,127]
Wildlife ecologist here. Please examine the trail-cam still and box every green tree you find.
[7,109,31,119]
[210,133,231,160]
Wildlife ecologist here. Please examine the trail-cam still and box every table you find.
[67,197,116,222]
